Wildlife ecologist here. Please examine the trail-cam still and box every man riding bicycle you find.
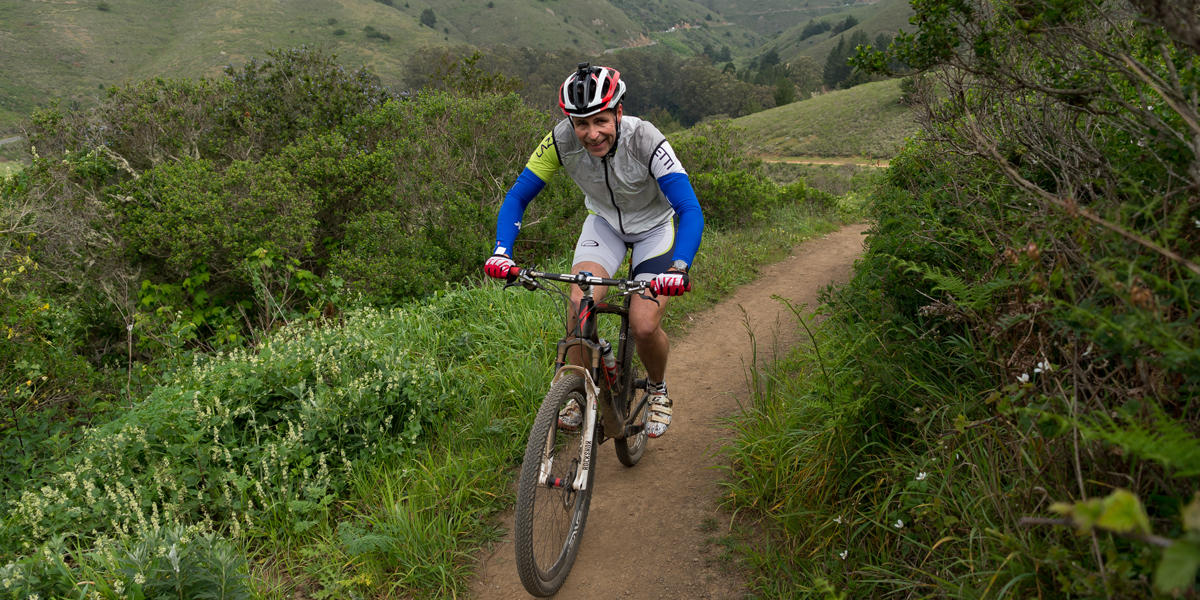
[484,63,704,439]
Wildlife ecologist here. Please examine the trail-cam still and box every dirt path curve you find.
[470,223,869,599]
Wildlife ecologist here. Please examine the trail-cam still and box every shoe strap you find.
[649,408,671,424]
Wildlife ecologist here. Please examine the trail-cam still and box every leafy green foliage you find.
[726,0,1200,595]
[0,525,252,599]
[1085,406,1200,478]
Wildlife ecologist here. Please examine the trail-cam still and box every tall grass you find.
[723,283,1068,598]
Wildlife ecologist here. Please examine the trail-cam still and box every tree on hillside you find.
[800,19,832,40]
[823,31,870,89]
[419,8,436,28]
[822,35,853,88]
[830,15,858,35]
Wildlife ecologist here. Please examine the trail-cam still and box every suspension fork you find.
[539,365,600,492]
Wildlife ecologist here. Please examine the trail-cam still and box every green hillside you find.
[0,0,438,130]
[0,0,773,133]
[764,0,913,63]
[732,77,918,158]
[702,0,884,36]
[0,0,908,133]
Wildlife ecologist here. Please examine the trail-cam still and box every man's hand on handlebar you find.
[484,254,517,281]
[651,270,690,297]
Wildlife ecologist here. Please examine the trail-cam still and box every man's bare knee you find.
[629,318,659,342]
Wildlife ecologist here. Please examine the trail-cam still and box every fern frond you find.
[887,255,1009,312]
[1083,405,1200,478]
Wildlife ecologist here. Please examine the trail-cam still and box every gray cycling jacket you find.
[550,115,687,236]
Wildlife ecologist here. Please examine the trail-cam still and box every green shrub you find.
[688,168,778,229]
[0,525,252,599]
[1,304,447,554]
[117,158,317,286]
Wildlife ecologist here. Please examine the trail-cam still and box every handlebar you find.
[506,266,656,296]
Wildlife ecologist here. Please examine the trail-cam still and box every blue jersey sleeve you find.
[493,167,546,256]
[656,172,704,265]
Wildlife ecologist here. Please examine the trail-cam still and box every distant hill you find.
[0,0,909,133]
[0,0,766,132]
[701,0,892,37]
[731,77,919,158]
[763,0,914,63]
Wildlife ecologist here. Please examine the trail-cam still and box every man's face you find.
[571,105,621,157]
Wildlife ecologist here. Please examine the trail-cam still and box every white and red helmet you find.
[558,63,626,118]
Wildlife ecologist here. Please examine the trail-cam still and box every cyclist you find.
[484,63,704,439]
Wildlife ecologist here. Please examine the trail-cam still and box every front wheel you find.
[514,374,596,597]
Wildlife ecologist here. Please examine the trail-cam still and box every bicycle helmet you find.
[558,63,626,118]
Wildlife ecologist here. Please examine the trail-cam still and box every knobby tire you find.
[612,371,648,467]
[514,374,596,597]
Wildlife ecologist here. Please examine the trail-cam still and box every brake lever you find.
[502,268,542,292]
[634,286,660,305]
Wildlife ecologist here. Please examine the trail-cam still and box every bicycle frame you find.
[510,268,652,492]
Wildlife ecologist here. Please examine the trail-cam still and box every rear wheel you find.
[514,374,595,597]
[614,367,648,467]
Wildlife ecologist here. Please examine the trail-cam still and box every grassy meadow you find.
[733,77,919,159]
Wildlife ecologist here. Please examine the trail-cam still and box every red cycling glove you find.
[484,254,516,279]
[651,271,690,296]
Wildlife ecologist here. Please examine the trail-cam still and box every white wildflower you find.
[1017,372,1030,383]
[916,471,927,481]
[833,515,843,524]
[894,519,905,529]
[838,549,848,560]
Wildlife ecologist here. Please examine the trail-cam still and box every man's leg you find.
[629,292,670,383]
[631,291,674,438]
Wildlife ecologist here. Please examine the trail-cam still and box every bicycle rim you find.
[614,369,648,467]
[514,374,595,596]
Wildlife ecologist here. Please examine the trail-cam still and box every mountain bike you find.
[504,265,656,597]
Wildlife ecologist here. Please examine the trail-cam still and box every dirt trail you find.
[470,223,869,599]
[759,155,890,168]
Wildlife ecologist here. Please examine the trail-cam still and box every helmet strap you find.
[607,103,623,158]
